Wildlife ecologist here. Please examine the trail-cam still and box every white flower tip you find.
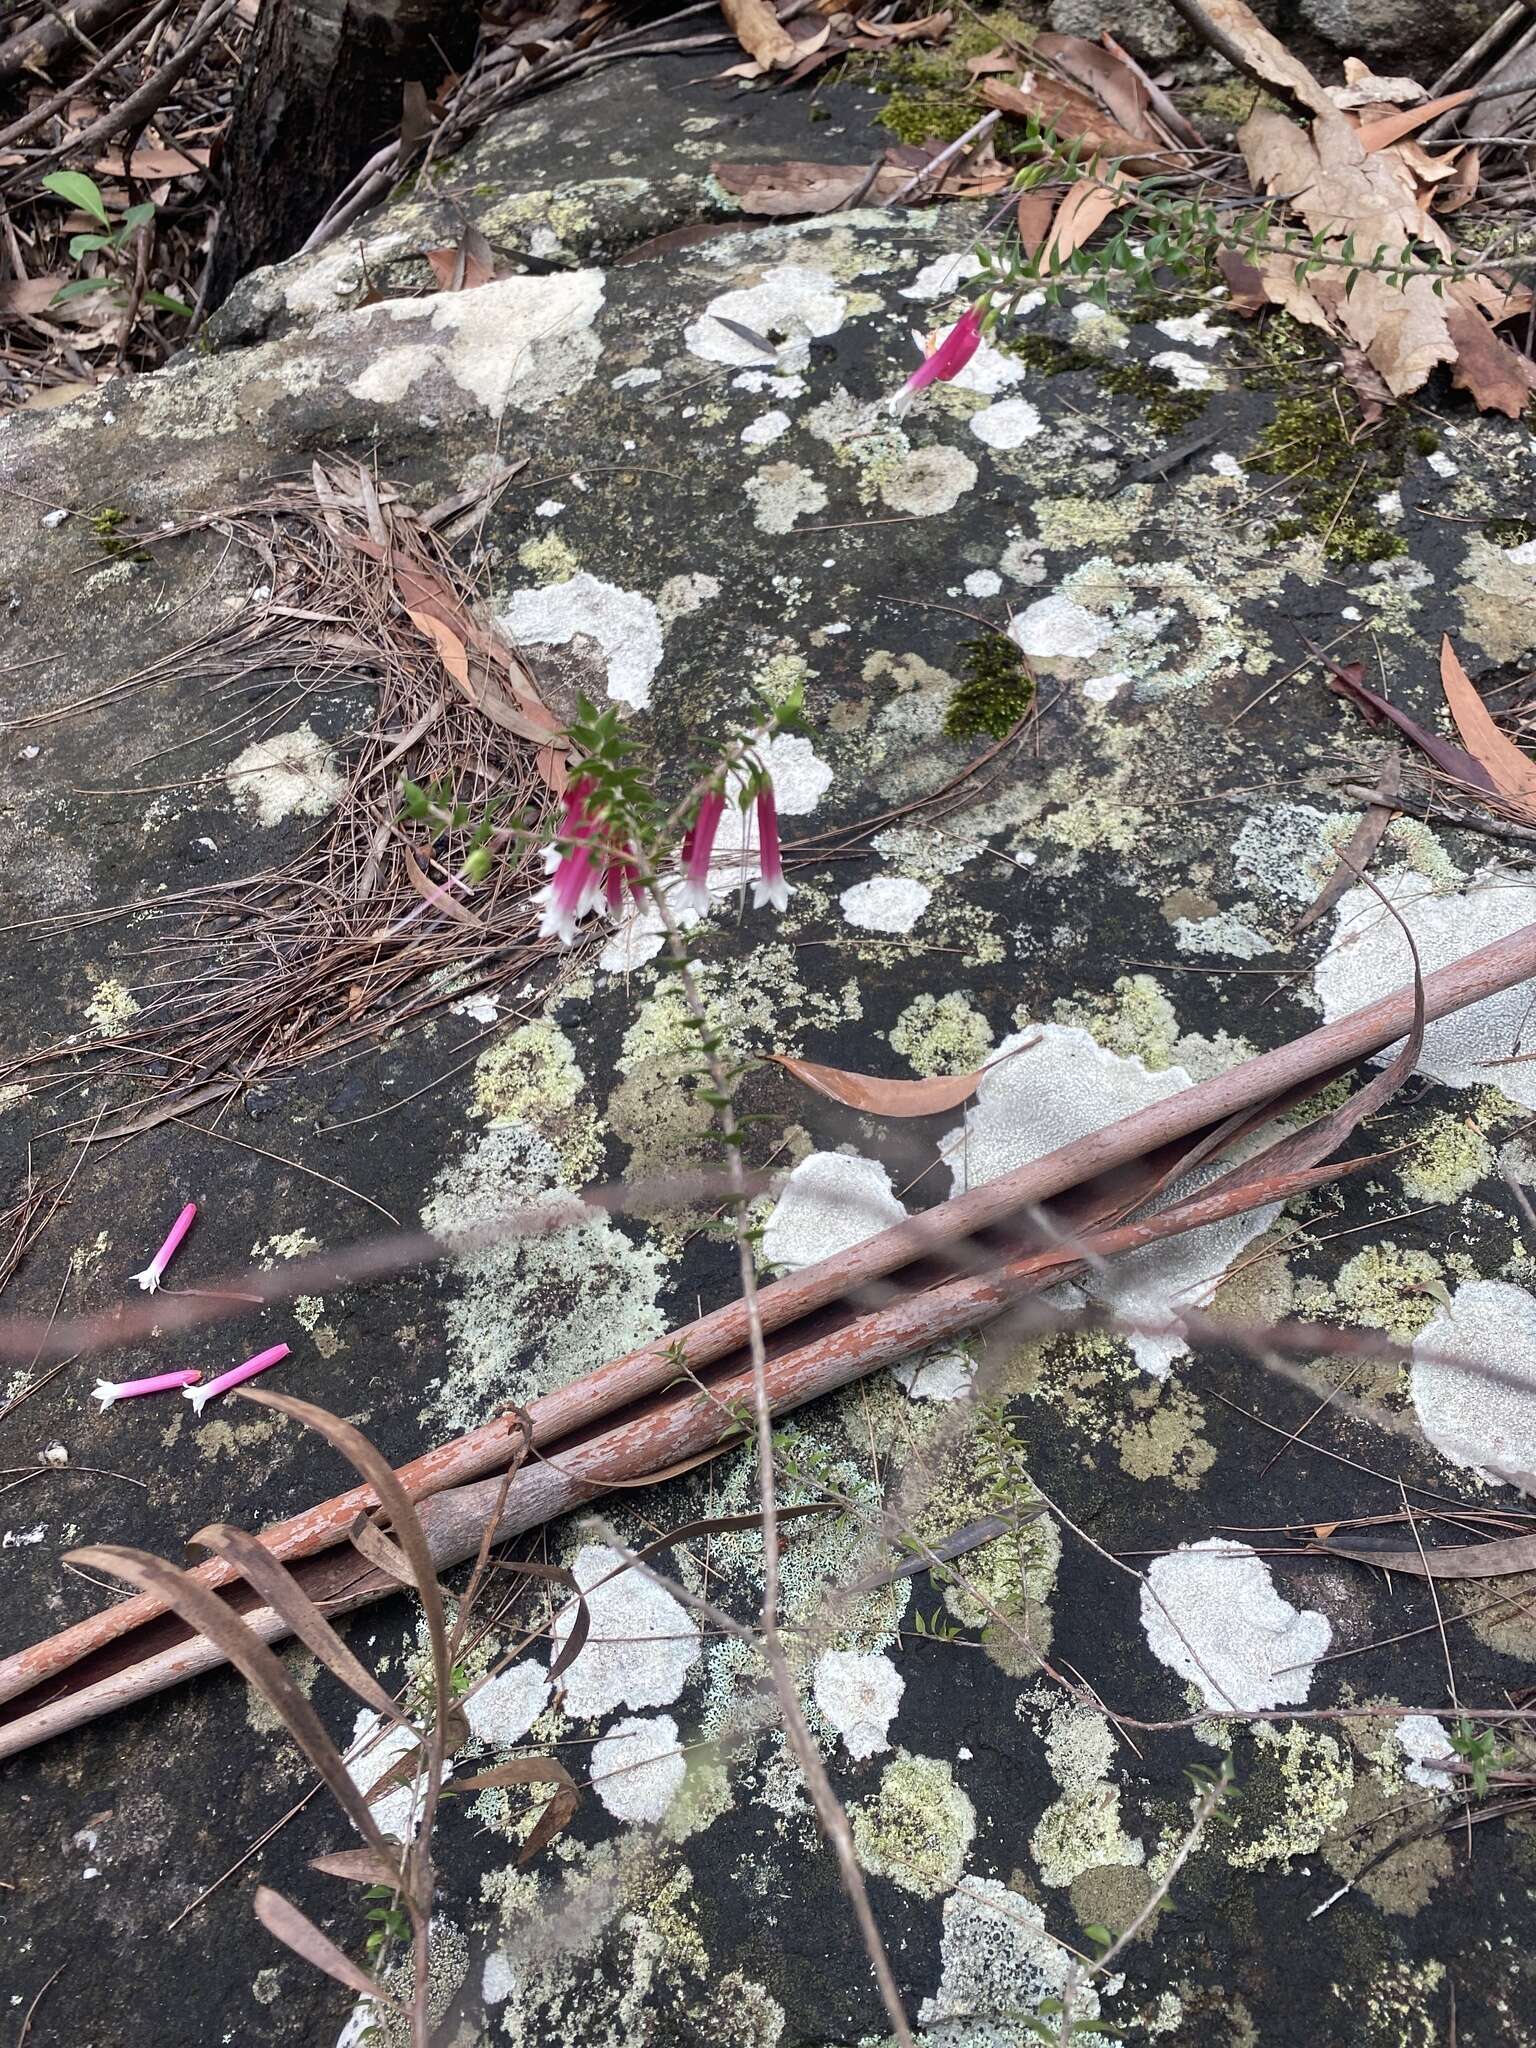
[132,1266,160,1293]
[885,390,914,419]
[751,878,792,913]
[92,1382,118,1409]
[183,1384,211,1414]
[675,879,711,914]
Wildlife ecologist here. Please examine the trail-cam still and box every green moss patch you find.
[945,633,1035,740]
[1097,358,1211,437]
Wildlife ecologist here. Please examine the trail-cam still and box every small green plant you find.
[1449,1718,1514,1798]
[41,170,192,318]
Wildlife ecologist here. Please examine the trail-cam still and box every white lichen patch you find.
[919,1874,1098,2033]
[498,572,663,711]
[1172,907,1274,961]
[1140,1539,1332,1711]
[812,1649,904,1759]
[744,461,828,533]
[657,571,720,622]
[590,1713,686,1823]
[685,263,846,366]
[969,398,1044,449]
[1156,310,1227,348]
[850,1751,975,1898]
[1395,1714,1456,1791]
[760,1152,906,1271]
[464,1662,549,1750]
[421,1123,665,1427]
[346,1711,433,1842]
[1233,802,1350,905]
[225,722,345,826]
[350,270,605,416]
[1411,1278,1536,1481]
[879,445,977,516]
[1315,872,1536,1110]
[551,1544,701,1719]
[899,252,991,302]
[741,410,791,448]
[839,875,931,933]
[1149,349,1214,389]
[1009,594,1113,662]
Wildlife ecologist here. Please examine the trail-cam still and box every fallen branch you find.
[0,915,1525,1737]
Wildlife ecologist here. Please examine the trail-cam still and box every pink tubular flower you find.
[131,1201,197,1293]
[889,303,985,414]
[184,1342,290,1415]
[94,1368,201,1409]
[751,783,790,913]
[677,790,726,912]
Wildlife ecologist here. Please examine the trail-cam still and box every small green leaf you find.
[42,169,110,226]
[143,290,194,317]
[51,277,109,303]
[67,232,111,260]
[120,201,156,233]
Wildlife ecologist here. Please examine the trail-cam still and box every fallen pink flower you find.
[93,1369,202,1409]
[888,304,986,414]
[184,1343,290,1416]
[677,790,726,913]
[131,1201,197,1294]
[751,783,790,913]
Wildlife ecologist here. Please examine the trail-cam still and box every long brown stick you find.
[0,1152,1365,1760]
[1,920,1530,1717]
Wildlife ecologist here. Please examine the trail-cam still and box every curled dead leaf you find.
[1439,635,1536,816]
[771,1037,1038,1116]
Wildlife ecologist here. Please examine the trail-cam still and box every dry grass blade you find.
[238,1387,451,1705]
[508,1560,590,1681]
[63,1543,403,1860]
[1294,755,1400,933]
[1315,1530,1536,1577]
[454,1756,581,1862]
[190,1520,414,1733]
[253,1885,402,2010]
[309,1846,406,1884]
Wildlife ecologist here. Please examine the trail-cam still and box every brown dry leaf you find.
[1444,291,1536,420]
[980,75,1185,174]
[1329,60,1426,109]
[772,1041,1036,1115]
[94,144,208,177]
[0,276,67,315]
[1215,245,1269,316]
[1321,646,1496,793]
[406,605,471,691]
[855,9,951,38]
[423,240,494,291]
[720,0,798,68]
[401,845,487,931]
[1240,104,1457,395]
[1016,189,1057,259]
[1357,87,1475,152]
[1434,146,1480,212]
[19,379,96,409]
[253,1887,397,2008]
[1337,343,1391,423]
[965,44,1019,76]
[1440,635,1536,813]
[1040,175,1125,268]
[710,159,910,216]
[309,1846,405,1885]
[1034,28,1159,142]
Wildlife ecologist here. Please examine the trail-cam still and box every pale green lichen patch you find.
[1115,1380,1217,1492]
[83,977,140,1035]
[888,989,994,1075]
[421,1122,666,1426]
[1227,1723,1354,1870]
[472,1019,604,1182]
[1027,1697,1145,1890]
[849,1750,975,1898]
[1396,1109,1494,1204]
[1333,1243,1448,1343]
[516,531,581,583]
